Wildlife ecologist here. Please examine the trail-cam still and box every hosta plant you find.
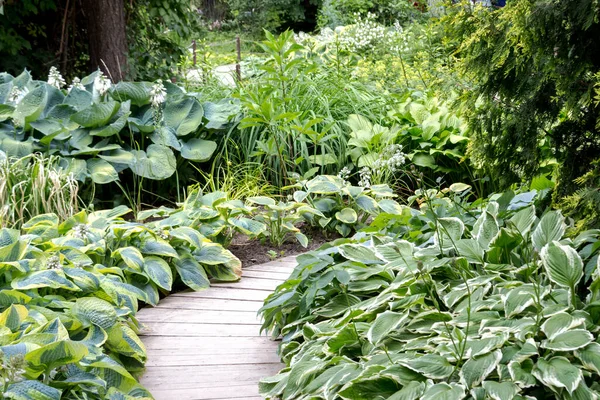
[259,187,600,400]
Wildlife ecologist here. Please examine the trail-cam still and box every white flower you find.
[68,77,85,92]
[93,71,112,96]
[358,166,372,188]
[72,223,89,240]
[47,66,66,89]
[150,80,167,108]
[7,86,29,104]
[337,166,352,182]
[46,255,62,270]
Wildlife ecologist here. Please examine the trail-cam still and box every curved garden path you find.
[136,256,297,399]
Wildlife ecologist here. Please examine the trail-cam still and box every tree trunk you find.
[82,0,128,81]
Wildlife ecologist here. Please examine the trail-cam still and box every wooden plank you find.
[171,288,271,301]
[140,363,282,385]
[142,335,279,350]
[145,351,281,367]
[139,322,264,337]
[147,383,260,400]
[153,297,263,312]
[211,277,282,291]
[138,309,261,325]
[241,270,291,280]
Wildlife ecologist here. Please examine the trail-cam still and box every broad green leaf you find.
[71,297,117,330]
[4,380,61,400]
[141,237,178,257]
[173,252,210,291]
[421,383,466,400]
[144,256,173,291]
[338,244,382,264]
[110,82,150,106]
[25,340,89,374]
[336,208,358,224]
[459,350,501,388]
[180,138,217,162]
[532,357,582,394]
[532,211,566,251]
[13,84,48,126]
[540,241,583,290]
[541,329,593,351]
[128,144,176,180]
[367,310,408,345]
[388,381,425,400]
[71,100,120,128]
[163,96,204,136]
[87,158,119,184]
[482,381,519,400]
[400,354,454,379]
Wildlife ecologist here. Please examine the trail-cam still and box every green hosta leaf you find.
[247,196,276,206]
[230,217,266,236]
[0,304,28,331]
[434,217,465,249]
[0,104,14,121]
[87,158,119,184]
[400,354,454,379]
[309,153,337,166]
[110,82,150,106]
[336,208,358,224]
[295,232,309,248]
[449,182,471,192]
[316,293,361,317]
[144,256,173,291]
[63,87,93,111]
[576,343,600,374]
[173,252,210,290]
[338,244,383,264]
[71,100,120,128]
[12,270,79,291]
[128,144,176,180]
[4,380,61,400]
[141,236,178,257]
[482,381,520,400]
[541,329,593,351]
[459,350,502,388]
[509,205,536,236]
[71,297,117,330]
[25,340,89,374]
[13,85,48,126]
[532,357,582,394]
[388,381,425,400]
[532,211,566,251]
[163,96,204,136]
[540,241,583,290]
[421,383,465,400]
[114,247,144,271]
[541,312,585,339]
[367,310,409,345]
[180,138,217,162]
[378,199,403,215]
[106,324,146,362]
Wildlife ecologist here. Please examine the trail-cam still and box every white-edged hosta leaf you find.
[173,252,209,291]
[421,383,466,400]
[503,285,535,318]
[338,244,382,264]
[541,312,585,340]
[144,256,173,291]
[482,381,519,400]
[473,211,499,249]
[4,380,61,400]
[335,208,358,224]
[541,329,593,351]
[400,354,454,379]
[576,343,600,374]
[540,241,583,290]
[456,239,485,264]
[532,356,582,394]
[509,205,536,236]
[459,350,502,388]
[388,381,425,400]
[532,211,566,251]
[434,217,464,249]
[367,310,409,345]
[508,359,536,388]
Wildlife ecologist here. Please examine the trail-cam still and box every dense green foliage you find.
[259,186,600,399]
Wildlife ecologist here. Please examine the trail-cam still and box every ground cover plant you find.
[259,186,600,399]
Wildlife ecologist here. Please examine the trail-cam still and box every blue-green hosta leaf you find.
[0,304,28,332]
[541,312,586,340]
[173,252,209,291]
[532,211,566,251]
[83,324,108,348]
[473,211,499,250]
[540,241,583,289]
[367,310,409,345]
[163,96,204,136]
[63,87,93,111]
[180,138,217,162]
[71,297,117,330]
[336,208,358,224]
[13,84,48,127]
[338,244,383,264]
[114,247,144,271]
[12,270,79,291]
[230,217,266,236]
[378,199,404,215]
[61,372,107,388]
[110,82,151,106]
[144,256,173,291]
[70,100,120,128]
[4,380,61,400]
[0,290,31,307]
[24,340,89,374]
[141,236,178,258]
[532,357,582,394]
[421,383,466,400]
[90,101,130,137]
[400,354,454,379]
[481,381,520,400]
[459,350,502,388]
[128,144,176,180]
[576,343,600,374]
[434,217,465,249]
[306,175,344,194]
[106,324,146,362]
[356,195,379,214]
[63,268,101,291]
[541,329,593,351]
[0,104,14,121]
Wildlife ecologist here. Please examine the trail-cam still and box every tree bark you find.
[81,0,128,81]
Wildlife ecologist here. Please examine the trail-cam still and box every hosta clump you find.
[259,188,600,399]
[0,206,241,397]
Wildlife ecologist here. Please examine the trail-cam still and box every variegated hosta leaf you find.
[71,297,118,330]
[4,380,62,400]
[24,340,89,375]
[459,350,502,388]
[421,383,466,400]
[143,256,173,291]
[366,310,409,345]
[399,354,454,380]
[531,357,582,394]
[434,217,465,250]
[532,211,566,252]
[540,241,583,290]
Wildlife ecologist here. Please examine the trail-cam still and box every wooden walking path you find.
[136,256,297,400]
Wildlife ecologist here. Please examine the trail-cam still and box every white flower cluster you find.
[7,86,28,104]
[372,144,406,173]
[150,80,167,108]
[155,229,170,241]
[68,77,85,92]
[46,255,62,270]
[389,21,410,54]
[338,13,387,53]
[72,223,90,240]
[337,166,352,184]
[48,66,66,89]
[93,71,112,96]
[0,352,25,385]
[358,166,372,188]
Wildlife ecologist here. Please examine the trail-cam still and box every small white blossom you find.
[7,86,29,104]
[46,255,62,270]
[337,166,352,184]
[72,223,89,240]
[68,77,85,92]
[150,80,167,108]
[93,71,112,96]
[47,66,66,89]
[358,166,372,188]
